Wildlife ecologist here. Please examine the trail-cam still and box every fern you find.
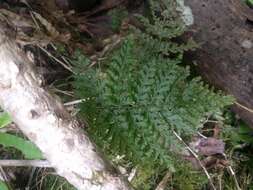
[73,0,233,188]
[74,38,232,168]
[135,0,197,57]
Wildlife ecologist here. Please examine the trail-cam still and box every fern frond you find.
[74,38,233,169]
[73,0,234,188]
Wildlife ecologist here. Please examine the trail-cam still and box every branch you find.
[0,160,51,168]
[0,23,132,190]
[155,172,171,190]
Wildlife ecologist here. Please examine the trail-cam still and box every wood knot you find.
[29,109,40,119]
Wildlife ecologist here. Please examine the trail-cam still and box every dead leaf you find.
[32,11,60,38]
[0,8,52,46]
[193,137,225,156]
[0,8,35,29]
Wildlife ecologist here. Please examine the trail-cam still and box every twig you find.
[0,166,12,189]
[235,102,253,114]
[37,45,74,74]
[0,167,8,181]
[128,168,137,182]
[52,88,74,97]
[159,112,217,189]
[64,99,86,106]
[155,171,171,190]
[20,0,41,30]
[0,160,51,168]
[222,154,241,190]
[89,35,122,67]
[197,132,207,139]
[172,130,217,190]
[218,174,222,190]
[197,132,241,190]
[27,167,36,188]
[49,43,73,68]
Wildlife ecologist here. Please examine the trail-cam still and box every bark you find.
[0,23,132,190]
[184,0,253,127]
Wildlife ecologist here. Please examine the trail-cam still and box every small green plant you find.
[73,0,234,189]
[0,112,12,128]
[0,111,42,159]
[0,133,42,159]
[0,111,43,189]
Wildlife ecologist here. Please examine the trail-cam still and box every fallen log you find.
[184,0,253,126]
[0,22,132,190]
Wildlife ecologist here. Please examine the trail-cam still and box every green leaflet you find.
[0,133,43,159]
[0,181,9,190]
[0,112,12,128]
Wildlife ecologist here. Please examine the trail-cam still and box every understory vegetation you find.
[71,1,248,189]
